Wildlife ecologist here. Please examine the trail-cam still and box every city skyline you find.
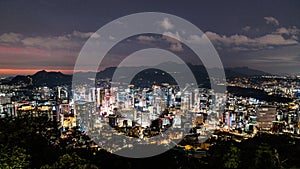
[0,0,299,75]
[1,1,300,168]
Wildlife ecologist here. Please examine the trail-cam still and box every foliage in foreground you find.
[1,115,300,169]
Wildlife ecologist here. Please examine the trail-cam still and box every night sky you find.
[0,0,299,75]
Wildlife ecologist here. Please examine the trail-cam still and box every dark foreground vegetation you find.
[1,115,300,169]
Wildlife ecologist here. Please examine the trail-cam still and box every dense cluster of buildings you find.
[222,94,300,135]
[1,74,300,154]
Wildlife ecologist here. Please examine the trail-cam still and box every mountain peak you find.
[8,70,71,87]
[33,70,47,75]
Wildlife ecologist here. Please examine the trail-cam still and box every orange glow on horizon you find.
[0,69,75,75]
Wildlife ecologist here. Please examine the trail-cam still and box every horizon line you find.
[0,66,280,77]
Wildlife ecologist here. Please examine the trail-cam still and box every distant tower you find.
[96,88,101,106]
[89,88,96,102]
[57,87,62,99]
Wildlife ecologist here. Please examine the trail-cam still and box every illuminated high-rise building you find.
[257,105,276,130]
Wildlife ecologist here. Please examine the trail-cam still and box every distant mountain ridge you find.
[94,64,269,79]
[7,70,72,87]
[2,64,270,87]
[225,66,269,77]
